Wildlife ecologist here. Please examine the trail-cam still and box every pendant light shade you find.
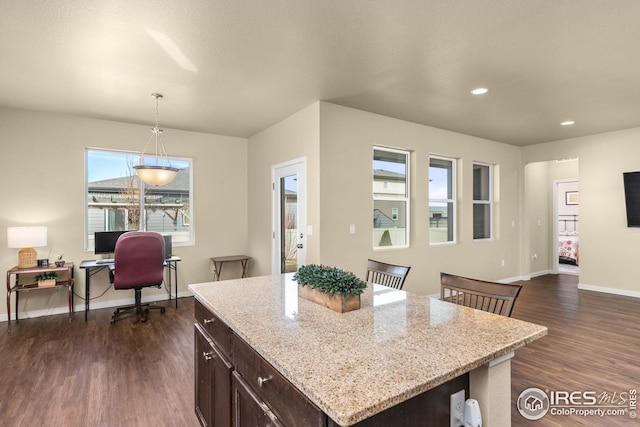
[133,93,179,186]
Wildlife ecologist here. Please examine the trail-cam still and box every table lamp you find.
[7,226,48,268]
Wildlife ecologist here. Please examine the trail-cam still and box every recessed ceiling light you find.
[471,88,489,95]
[560,120,575,126]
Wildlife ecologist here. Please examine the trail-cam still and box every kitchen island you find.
[189,274,547,427]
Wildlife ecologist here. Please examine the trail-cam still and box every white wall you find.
[523,127,640,295]
[317,103,523,295]
[247,102,321,274]
[523,159,578,273]
[248,101,526,295]
[0,107,249,321]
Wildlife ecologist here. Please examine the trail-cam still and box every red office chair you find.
[110,231,166,324]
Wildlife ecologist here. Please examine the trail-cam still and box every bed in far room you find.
[558,215,579,266]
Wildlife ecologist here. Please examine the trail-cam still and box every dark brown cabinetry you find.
[195,301,233,427]
[194,299,468,427]
[232,372,284,427]
[195,323,233,427]
[195,300,324,427]
[233,335,325,427]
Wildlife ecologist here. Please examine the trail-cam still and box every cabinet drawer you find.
[232,372,284,427]
[233,335,325,427]
[195,299,233,360]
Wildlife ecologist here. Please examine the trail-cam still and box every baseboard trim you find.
[578,283,640,299]
[0,290,194,323]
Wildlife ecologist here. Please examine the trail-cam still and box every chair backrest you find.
[113,231,165,290]
[440,272,522,317]
[365,259,411,290]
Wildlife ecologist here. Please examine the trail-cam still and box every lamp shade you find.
[7,226,47,268]
[7,226,47,248]
[133,165,179,186]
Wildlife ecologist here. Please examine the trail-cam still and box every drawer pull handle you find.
[203,318,215,324]
[203,351,214,361]
[257,376,272,388]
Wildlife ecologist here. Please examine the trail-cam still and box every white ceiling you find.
[2,0,640,146]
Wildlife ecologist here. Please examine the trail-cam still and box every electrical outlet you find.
[450,389,465,427]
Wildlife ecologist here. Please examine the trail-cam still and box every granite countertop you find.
[189,274,547,426]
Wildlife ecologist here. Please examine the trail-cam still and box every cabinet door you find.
[195,323,233,427]
[232,372,284,427]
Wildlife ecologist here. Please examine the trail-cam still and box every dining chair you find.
[365,259,411,290]
[440,272,522,317]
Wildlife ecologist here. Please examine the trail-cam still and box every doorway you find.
[271,158,306,274]
[554,179,579,275]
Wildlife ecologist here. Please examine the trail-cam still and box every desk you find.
[210,255,250,280]
[79,256,181,321]
[6,262,75,332]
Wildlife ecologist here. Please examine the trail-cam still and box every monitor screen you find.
[162,234,172,259]
[94,230,129,254]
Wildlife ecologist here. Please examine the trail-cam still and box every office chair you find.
[365,259,411,290]
[110,231,166,324]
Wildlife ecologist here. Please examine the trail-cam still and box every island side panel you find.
[327,374,469,427]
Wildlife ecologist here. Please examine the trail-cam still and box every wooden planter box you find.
[298,286,360,313]
[38,279,56,287]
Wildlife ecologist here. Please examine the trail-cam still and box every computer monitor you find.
[162,234,172,259]
[94,230,129,255]
[94,230,172,258]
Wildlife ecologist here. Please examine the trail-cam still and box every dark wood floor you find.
[0,297,200,427]
[511,274,640,426]
[2,275,639,427]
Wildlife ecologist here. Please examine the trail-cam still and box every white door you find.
[272,158,306,274]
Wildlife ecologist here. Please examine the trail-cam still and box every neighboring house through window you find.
[373,147,409,248]
[85,148,193,250]
[429,155,456,244]
[473,162,493,240]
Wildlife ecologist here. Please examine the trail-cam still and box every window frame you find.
[85,147,194,250]
[472,161,493,241]
[429,155,456,245]
[373,146,410,250]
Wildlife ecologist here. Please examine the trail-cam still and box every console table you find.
[210,255,251,281]
[6,262,75,332]
[79,256,181,321]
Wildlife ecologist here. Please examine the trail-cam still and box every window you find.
[473,162,493,240]
[85,148,193,250]
[373,147,409,248]
[429,156,456,244]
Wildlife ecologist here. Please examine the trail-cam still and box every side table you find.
[6,262,74,332]
[210,255,251,281]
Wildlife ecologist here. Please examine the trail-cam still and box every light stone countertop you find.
[189,273,547,426]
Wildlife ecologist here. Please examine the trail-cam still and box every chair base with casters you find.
[111,287,166,324]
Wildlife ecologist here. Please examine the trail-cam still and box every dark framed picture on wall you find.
[566,191,579,205]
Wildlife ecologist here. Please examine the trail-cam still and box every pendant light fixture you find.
[133,93,179,186]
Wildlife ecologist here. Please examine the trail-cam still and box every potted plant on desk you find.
[34,272,57,287]
[293,264,367,313]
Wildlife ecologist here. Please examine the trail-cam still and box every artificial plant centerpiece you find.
[34,272,57,287]
[293,264,367,313]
